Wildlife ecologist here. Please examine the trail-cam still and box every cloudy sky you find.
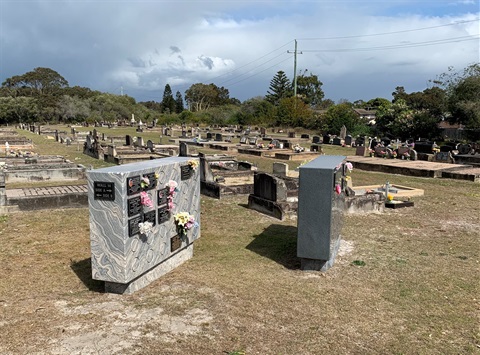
[1,0,479,104]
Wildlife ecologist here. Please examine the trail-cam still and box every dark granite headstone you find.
[179,142,189,157]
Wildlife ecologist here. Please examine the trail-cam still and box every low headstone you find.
[332,137,343,146]
[344,135,353,146]
[87,157,201,294]
[323,135,331,144]
[288,132,296,138]
[301,134,310,139]
[240,136,248,144]
[458,144,471,155]
[179,142,189,157]
[126,135,132,146]
[273,162,289,177]
[312,136,321,144]
[206,132,213,140]
[147,140,154,152]
[434,151,454,163]
[355,146,368,156]
[297,155,346,271]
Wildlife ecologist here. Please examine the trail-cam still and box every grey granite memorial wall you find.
[87,157,200,294]
[297,155,346,271]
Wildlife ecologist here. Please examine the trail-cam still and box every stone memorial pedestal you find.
[87,157,200,294]
[297,155,346,271]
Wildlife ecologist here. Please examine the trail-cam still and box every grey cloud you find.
[170,46,181,54]
[198,55,214,70]
[128,57,147,68]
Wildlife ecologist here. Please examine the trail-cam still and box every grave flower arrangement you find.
[386,194,394,203]
[173,212,197,236]
[140,175,150,189]
[369,149,375,157]
[166,180,178,211]
[138,221,154,236]
[403,152,410,160]
[140,191,153,208]
[187,159,199,171]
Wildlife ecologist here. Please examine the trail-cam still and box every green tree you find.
[2,67,69,97]
[392,86,408,103]
[0,96,39,124]
[175,91,184,113]
[276,97,311,127]
[161,84,176,114]
[295,71,324,106]
[265,71,292,106]
[323,102,358,135]
[375,99,413,139]
[234,97,276,126]
[185,83,232,112]
[57,95,91,123]
[444,63,480,139]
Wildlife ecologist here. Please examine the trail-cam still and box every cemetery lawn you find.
[0,168,478,354]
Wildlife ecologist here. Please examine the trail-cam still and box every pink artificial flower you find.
[140,191,153,207]
[335,184,342,195]
[168,180,177,189]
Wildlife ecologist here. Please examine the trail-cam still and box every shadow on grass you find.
[246,224,300,270]
[70,258,105,293]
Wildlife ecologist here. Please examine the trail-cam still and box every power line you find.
[298,18,479,41]
[301,35,479,52]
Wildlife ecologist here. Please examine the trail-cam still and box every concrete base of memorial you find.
[105,244,193,294]
[300,236,342,272]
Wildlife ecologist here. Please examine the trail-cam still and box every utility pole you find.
[287,39,302,97]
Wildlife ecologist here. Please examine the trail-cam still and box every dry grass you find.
[0,127,479,354]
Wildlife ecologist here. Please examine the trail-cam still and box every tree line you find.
[0,64,479,141]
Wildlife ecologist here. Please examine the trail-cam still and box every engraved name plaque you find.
[127,196,142,217]
[127,176,141,196]
[128,215,142,237]
[157,187,169,206]
[170,234,182,252]
[158,205,170,224]
[143,210,156,226]
[180,165,192,181]
[94,181,115,201]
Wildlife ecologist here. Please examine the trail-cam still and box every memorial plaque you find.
[93,181,115,201]
[170,234,182,252]
[128,215,142,237]
[157,187,169,206]
[143,210,157,226]
[127,196,142,217]
[180,165,192,180]
[127,175,141,195]
[158,205,170,224]
[143,172,157,191]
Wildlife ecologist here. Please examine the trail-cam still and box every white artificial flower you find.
[138,221,153,235]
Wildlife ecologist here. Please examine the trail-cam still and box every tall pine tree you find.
[175,90,184,113]
[265,71,292,106]
[161,84,176,114]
